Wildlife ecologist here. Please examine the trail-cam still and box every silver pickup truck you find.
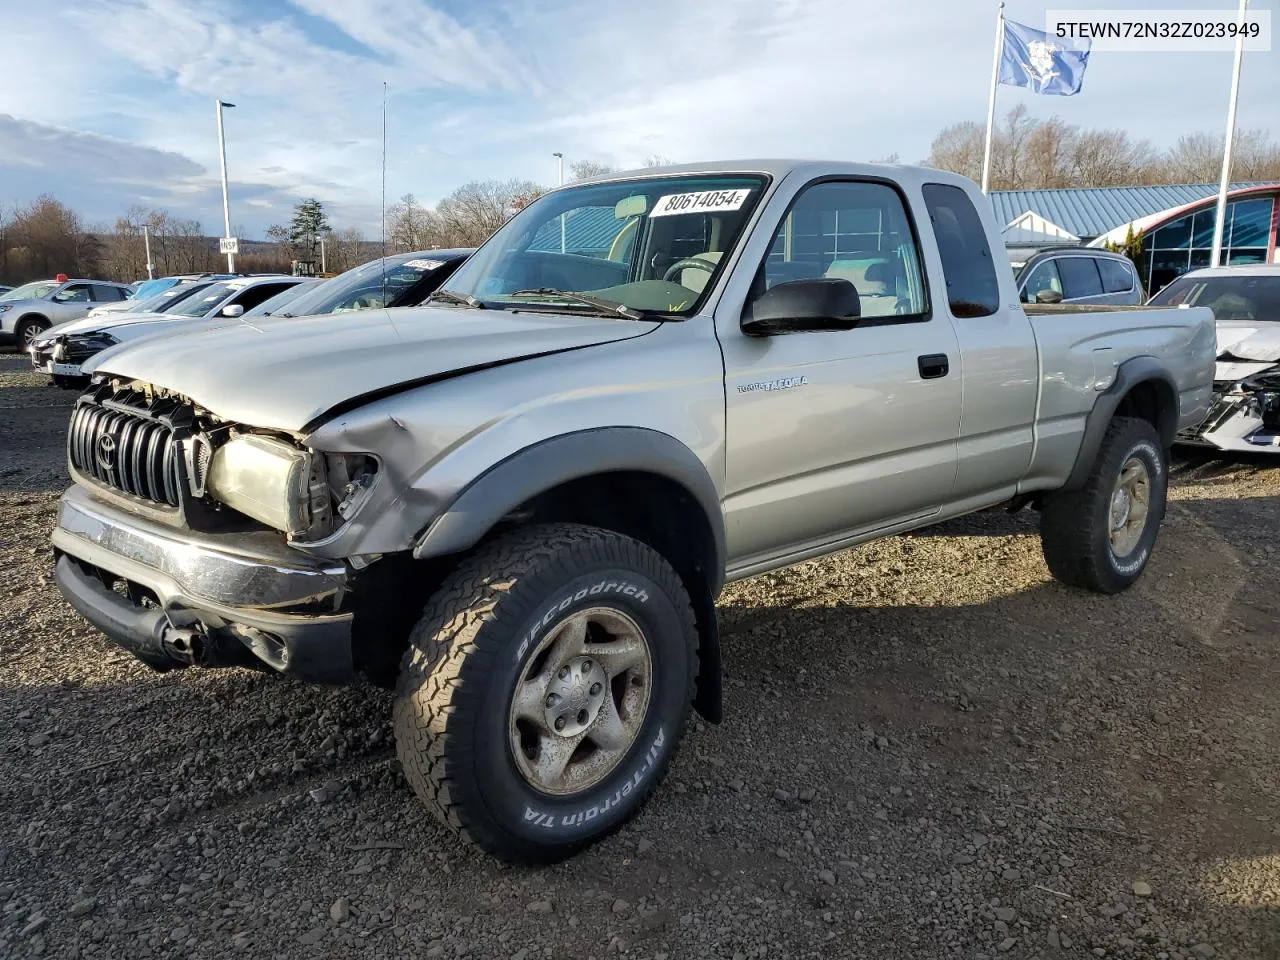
[51,161,1214,862]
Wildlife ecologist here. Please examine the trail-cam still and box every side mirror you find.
[1035,289,1063,304]
[220,303,245,318]
[742,278,860,336]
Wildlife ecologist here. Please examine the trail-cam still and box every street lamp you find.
[216,99,237,272]
[552,152,565,253]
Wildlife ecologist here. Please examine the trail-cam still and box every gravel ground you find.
[1,349,1278,960]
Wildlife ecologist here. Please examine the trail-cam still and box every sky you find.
[0,0,1277,239]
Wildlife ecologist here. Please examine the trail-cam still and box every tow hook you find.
[161,624,207,665]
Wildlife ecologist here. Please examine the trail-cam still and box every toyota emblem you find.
[96,435,118,471]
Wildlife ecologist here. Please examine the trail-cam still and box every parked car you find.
[0,285,12,296]
[1156,265,1280,453]
[90,273,240,318]
[54,160,1213,862]
[258,249,473,318]
[0,279,134,348]
[241,278,326,317]
[29,280,224,386]
[28,276,305,387]
[1014,247,1144,305]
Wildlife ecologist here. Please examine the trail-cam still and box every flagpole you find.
[981,2,1006,194]
[1209,0,1248,268]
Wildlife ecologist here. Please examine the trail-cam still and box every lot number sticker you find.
[650,189,752,217]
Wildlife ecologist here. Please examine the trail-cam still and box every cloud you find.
[0,114,204,183]
[0,0,1277,238]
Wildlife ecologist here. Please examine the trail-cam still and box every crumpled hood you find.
[86,306,658,432]
[1215,323,1280,383]
[1216,322,1280,362]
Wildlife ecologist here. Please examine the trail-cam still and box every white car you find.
[1157,265,1280,453]
[28,275,304,387]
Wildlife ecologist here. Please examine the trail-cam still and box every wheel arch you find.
[14,312,50,333]
[1062,357,1178,492]
[412,428,726,722]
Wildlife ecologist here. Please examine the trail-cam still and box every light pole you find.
[143,225,154,280]
[553,152,565,253]
[1209,0,1249,268]
[317,233,327,275]
[216,99,236,273]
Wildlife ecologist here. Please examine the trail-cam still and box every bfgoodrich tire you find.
[1040,416,1167,594]
[393,523,698,863]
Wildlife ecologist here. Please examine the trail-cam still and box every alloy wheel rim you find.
[508,606,652,796]
[1109,456,1150,558]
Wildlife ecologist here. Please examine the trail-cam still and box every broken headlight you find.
[324,453,380,522]
[206,435,329,537]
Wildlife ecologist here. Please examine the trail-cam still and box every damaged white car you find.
[1154,266,1280,452]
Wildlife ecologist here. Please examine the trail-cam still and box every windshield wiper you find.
[510,288,646,321]
[426,288,485,309]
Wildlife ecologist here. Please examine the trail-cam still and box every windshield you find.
[166,281,239,318]
[1148,273,1280,323]
[274,253,455,317]
[132,281,213,314]
[442,174,769,315]
[130,278,178,301]
[1,281,58,301]
[244,279,323,317]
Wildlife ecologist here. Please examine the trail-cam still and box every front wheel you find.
[16,317,49,349]
[1040,416,1168,593]
[393,523,698,862]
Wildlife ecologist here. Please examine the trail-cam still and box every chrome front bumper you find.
[52,484,355,680]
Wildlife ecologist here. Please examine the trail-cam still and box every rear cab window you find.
[920,183,1000,318]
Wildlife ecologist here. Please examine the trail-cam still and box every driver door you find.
[719,178,962,570]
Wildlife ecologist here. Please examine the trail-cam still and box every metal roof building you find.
[988,182,1279,241]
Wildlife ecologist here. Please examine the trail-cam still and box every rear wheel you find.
[15,317,49,349]
[393,523,698,863]
[1040,417,1167,593]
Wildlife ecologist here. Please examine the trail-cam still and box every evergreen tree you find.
[287,199,330,265]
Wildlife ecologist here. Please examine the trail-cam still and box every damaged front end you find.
[1178,364,1280,452]
[51,377,393,682]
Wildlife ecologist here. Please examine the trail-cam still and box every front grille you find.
[68,390,186,506]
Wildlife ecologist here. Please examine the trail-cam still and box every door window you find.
[1057,257,1103,299]
[90,285,125,302]
[55,284,92,303]
[759,179,928,320]
[920,184,1000,318]
[231,283,296,311]
[1096,257,1135,294]
[1020,259,1062,303]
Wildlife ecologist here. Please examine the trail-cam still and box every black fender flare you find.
[1062,356,1179,492]
[412,427,726,722]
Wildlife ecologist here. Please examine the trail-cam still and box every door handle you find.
[918,353,950,379]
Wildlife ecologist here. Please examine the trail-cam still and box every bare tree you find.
[642,154,674,168]
[925,121,986,185]
[1162,133,1221,182]
[4,195,96,282]
[568,160,616,182]
[434,179,546,247]
[326,226,366,272]
[387,194,439,251]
